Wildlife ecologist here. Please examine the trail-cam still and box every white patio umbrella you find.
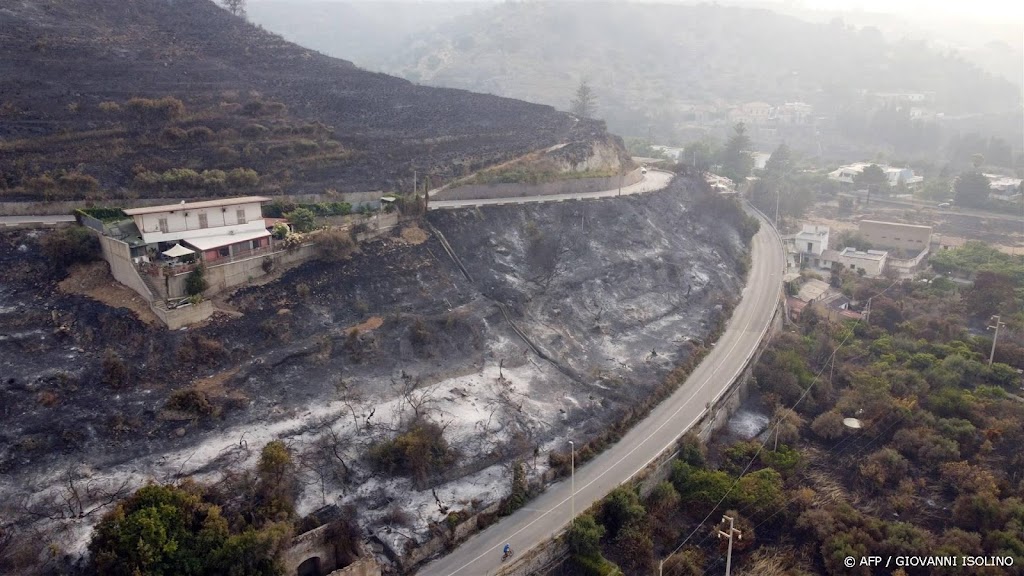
[162,243,194,258]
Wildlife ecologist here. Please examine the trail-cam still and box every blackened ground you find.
[0,178,749,569]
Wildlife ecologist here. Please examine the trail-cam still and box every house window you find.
[236,209,247,224]
[807,242,813,253]
[219,247,230,258]
[198,213,208,229]
[158,218,169,233]
[850,264,856,269]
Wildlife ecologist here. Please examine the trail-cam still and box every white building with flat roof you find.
[783,224,830,269]
[821,247,888,277]
[828,163,923,187]
[123,196,272,263]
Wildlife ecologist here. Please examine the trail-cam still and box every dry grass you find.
[58,262,159,325]
[733,546,812,576]
[351,316,383,333]
[399,225,429,245]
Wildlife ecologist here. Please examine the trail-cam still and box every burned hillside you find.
[0,177,753,571]
[0,0,601,201]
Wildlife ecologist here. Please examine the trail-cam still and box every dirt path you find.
[58,262,159,325]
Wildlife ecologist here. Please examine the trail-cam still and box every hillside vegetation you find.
[0,0,607,202]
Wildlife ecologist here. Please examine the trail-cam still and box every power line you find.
[663,276,903,564]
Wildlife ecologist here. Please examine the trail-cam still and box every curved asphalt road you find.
[417,204,785,575]
[428,170,674,209]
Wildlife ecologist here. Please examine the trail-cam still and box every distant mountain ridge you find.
[0,0,611,201]
[248,1,1021,149]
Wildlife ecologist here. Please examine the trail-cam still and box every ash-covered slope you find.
[0,177,752,571]
[0,0,598,198]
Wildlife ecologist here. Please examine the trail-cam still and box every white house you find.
[827,163,923,187]
[821,247,888,277]
[783,224,830,269]
[983,174,1023,195]
[123,196,272,263]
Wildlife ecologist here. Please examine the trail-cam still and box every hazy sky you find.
[779,0,1024,19]
[251,0,1024,19]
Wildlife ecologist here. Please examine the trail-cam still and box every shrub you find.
[166,389,216,417]
[185,266,209,296]
[88,483,289,575]
[367,417,456,488]
[176,334,226,366]
[41,226,100,273]
[500,462,529,516]
[295,283,310,300]
[125,96,185,123]
[186,126,215,140]
[161,126,188,142]
[600,486,645,539]
[241,123,269,137]
[271,223,289,239]
[101,349,129,389]
[98,101,121,113]
[225,167,259,188]
[811,410,846,440]
[285,207,316,233]
[566,514,605,558]
[317,228,356,262]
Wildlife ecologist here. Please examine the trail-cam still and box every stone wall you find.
[327,556,381,576]
[97,234,153,303]
[432,169,642,201]
[152,300,214,330]
[281,522,381,576]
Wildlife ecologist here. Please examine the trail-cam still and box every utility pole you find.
[718,515,742,576]
[988,315,1005,366]
[863,297,872,326]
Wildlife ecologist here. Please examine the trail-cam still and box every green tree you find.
[185,266,209,297]
[854,164,889,197]
[89,483,229,576]
[954,171,991,208]
[683,139,718,172]
[599,486,645,538]
[566,514,605,558]
[570,79,597,119]
[254,441,297,524]
[285,207,316,233]
[763,142,793,177]
[719,123,753,183]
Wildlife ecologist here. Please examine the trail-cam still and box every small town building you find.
[782,224,830,269]
[123,196,272,262]
[857,220,932,253]
[827,163,923,187]
[821,247,888,277]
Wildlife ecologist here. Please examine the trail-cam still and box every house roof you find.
[183,229,270,251]
[859,220,932,232]
[123,196,271,216]
[824,248,888,261]
[797,279,831,302]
